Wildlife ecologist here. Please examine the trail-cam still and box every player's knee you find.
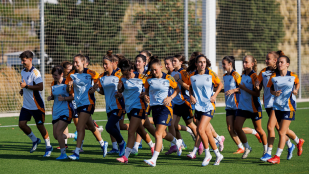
[155,131,162,139]
[105,124,113,133]
[278,130,286,137]
[18,122,26,129]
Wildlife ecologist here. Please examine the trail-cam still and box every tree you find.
[217,0,284,61]
[134,0,202,59]
[41,0,127,65]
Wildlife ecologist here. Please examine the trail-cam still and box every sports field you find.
[0,103,308,174]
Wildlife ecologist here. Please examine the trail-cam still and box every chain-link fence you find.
[0,0,308,113]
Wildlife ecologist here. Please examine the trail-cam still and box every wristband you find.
[25,85,28,89]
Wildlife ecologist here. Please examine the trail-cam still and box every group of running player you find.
[18,49,304,166]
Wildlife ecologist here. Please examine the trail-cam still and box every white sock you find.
[286,139,293,148]
[133,142,139,151]
[275,148,283,157]
[243,142,250,149]
[237,143,244,149]
[124,147,132,158]
[252,129,257,135]
[192,147,198,154]
[44,138,51,148]
[182,139,185,146]
[214,138,218,144]
[186,127,193,134]
[205,148,211,157]
[267,147,272,155]
[147,140,154,148]
[75,147,81,155]
[99,140,105,147]
[215,135,222,142]
[119,140,125,146]
[60,148,66,154]
[81,140,84,149]
[214,149,221,157]
[27,132,37,142]
[68,133,75,139]
[98,127,104,133]
[263,144,267,152]
[65,139,68,144]
[112,142,118,150]
[171,137,177,145]
[151,151,160,162]
[294,137,300,144]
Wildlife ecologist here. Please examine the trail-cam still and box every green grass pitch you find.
[0,103,308,173]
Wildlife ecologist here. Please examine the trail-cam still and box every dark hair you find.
[243,55,257,74]
[118,59,135,72]
[222,56,236,70]
[51,65,64,75]
[187,52,202,72]
[278,55,290,64]
[174,54,188,70]
[145,55,160,75]
[136,54,147,63]
[19,50,34,59]
[140,50,151,58]
[193,54,212,70]
[61,61,72,69]
[164,56,174,62]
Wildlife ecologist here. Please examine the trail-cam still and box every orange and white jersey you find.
[21,66,45,112]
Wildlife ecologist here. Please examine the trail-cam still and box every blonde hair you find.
[243,55,257,74]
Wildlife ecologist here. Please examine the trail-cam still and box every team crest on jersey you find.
[112,79,116,83]
[229,78,232,82]
[162,81,166,85]
[193,79,196,82]
[288,78,292,82]
[246,79,249,83]
[63,87,65,91]
[274,80,278,83]
[206,78,209,82]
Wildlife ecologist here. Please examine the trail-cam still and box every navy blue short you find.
[52,115,72,124]
[275,110,295,123]
[107,109,124,120]
[265,108,273,117]
[174,103,193,121]
[19,107,45,125]
[77,104,95,115]
[151,105,173,126]
[127,109,146,120]
[195,110,215,121]
[70,101,78,118]
[236,109,262,121]
[226,109,237,117]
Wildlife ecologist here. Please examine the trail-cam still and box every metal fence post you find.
[184,0,188,61]
[297,0,301,99]
[40,0,45,104]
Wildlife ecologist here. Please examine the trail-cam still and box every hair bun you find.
[107,50,113,56]
[277,50,284,56]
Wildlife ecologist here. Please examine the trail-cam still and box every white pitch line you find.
[0,107,308,128]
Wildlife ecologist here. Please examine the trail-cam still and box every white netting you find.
[0,0,308,112]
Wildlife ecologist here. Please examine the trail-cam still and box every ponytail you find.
[118,58,135,72]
